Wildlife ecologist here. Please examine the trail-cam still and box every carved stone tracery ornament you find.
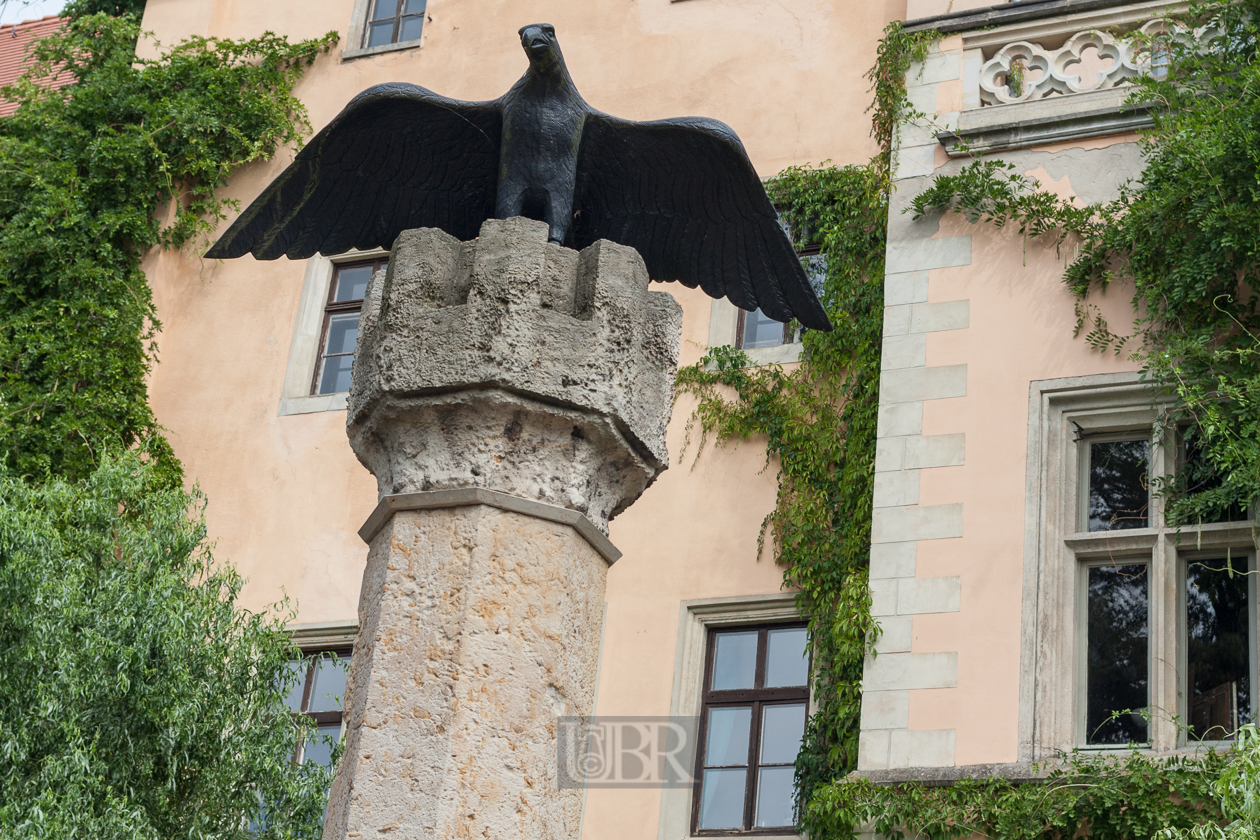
[978,20,1219,106]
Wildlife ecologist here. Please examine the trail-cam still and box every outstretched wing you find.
[568,113,831,331]
[206,83,502,260]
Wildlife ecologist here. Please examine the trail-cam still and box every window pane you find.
[282,659,308,712]
[403,0,425,12]
[399,15,424,41]
[802,253,827,298]
[1182,428,1245,523]
[324,312,360,356]
[1188,558,1252,739]
[367,20,395,47]
[1087,564,1149,744]
[1088,439,1149,531]
[759,703,806,764]
[754,765,797,828]
[308,654,349,713]
[741,308,786,349]
[333,265,373,302]
[371,0,399,20]
[712,631,758,690]
[704,706,751,766]
[699,768,747,829]
[318,353,355,395]
[765,627,809,687]
[302,723,343,767]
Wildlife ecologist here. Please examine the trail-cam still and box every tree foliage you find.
[0,13,335,484]
[0,13,341,837]
[911,0,1260,527]
[0,451,334,838]
[63,0,148,18]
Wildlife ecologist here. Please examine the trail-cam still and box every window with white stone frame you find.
[285,621,357,767]
[692,624,809,833]
[343,0,426,60]
[658,595,807,840]
[1022,375,1257,757]
[278,250,389,416]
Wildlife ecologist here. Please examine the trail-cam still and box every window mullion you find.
[745,699,761,831]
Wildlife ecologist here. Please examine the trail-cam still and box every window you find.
[1185,557,1252,740]
[284,648,351,766]
[737,309,796,350]
[734,239,826,352]
[1083,436,1150,531]
[1024,376,1257,757]
[312,258,386,396]
[1084,561,1150,744]
[363,0,425,49]
[693,624,809,833]
[1075,426,1255,745]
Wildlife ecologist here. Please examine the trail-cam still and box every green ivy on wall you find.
[674,21,937,813]
[0,11,336,486]
[807,748,1229,840]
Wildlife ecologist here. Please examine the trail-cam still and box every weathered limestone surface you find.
[347,216,683,532]
[326,217,682,840]
[323,505,606,840]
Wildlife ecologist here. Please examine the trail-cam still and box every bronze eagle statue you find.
[206,24,832,332]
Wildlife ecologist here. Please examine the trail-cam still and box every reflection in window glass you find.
[704,707,751,766]
[1188,558,1252,740]
[365,0,425,48]
[700,767,747,829]
[765,627,809,688]
[308,655,349,713]
[302,723,343,768]
[754,704,805,827]
[282,659,307,711]
[1088,439,1149,531]
[711,631,758,690]
[314,258,385,396]
[1087,564,1149,744]
[1182,427,1246,523]
[802,253,827,298]
[289,649,351,766]
[332,264,373,302]
[759,704,805,764]
[739,308,789,350]
[697,625,808,833]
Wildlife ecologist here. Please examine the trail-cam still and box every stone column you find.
[323,217,682,840]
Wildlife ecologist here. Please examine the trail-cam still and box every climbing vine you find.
[674,21,937,811]
[0,11,336,485]
[806,746,1231,840]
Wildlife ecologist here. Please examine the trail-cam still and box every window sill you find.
[743,342,803,366]
[1064,519,1256,556]
[279,392,348,416]
[342,38,423,61]
[939,88,1152,157]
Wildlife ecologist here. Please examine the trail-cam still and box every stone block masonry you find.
[862,44,974,765]
[325,218,683,840]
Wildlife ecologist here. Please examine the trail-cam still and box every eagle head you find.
[519,23,562,70]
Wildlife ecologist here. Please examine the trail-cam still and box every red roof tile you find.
[0,15,71,117]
